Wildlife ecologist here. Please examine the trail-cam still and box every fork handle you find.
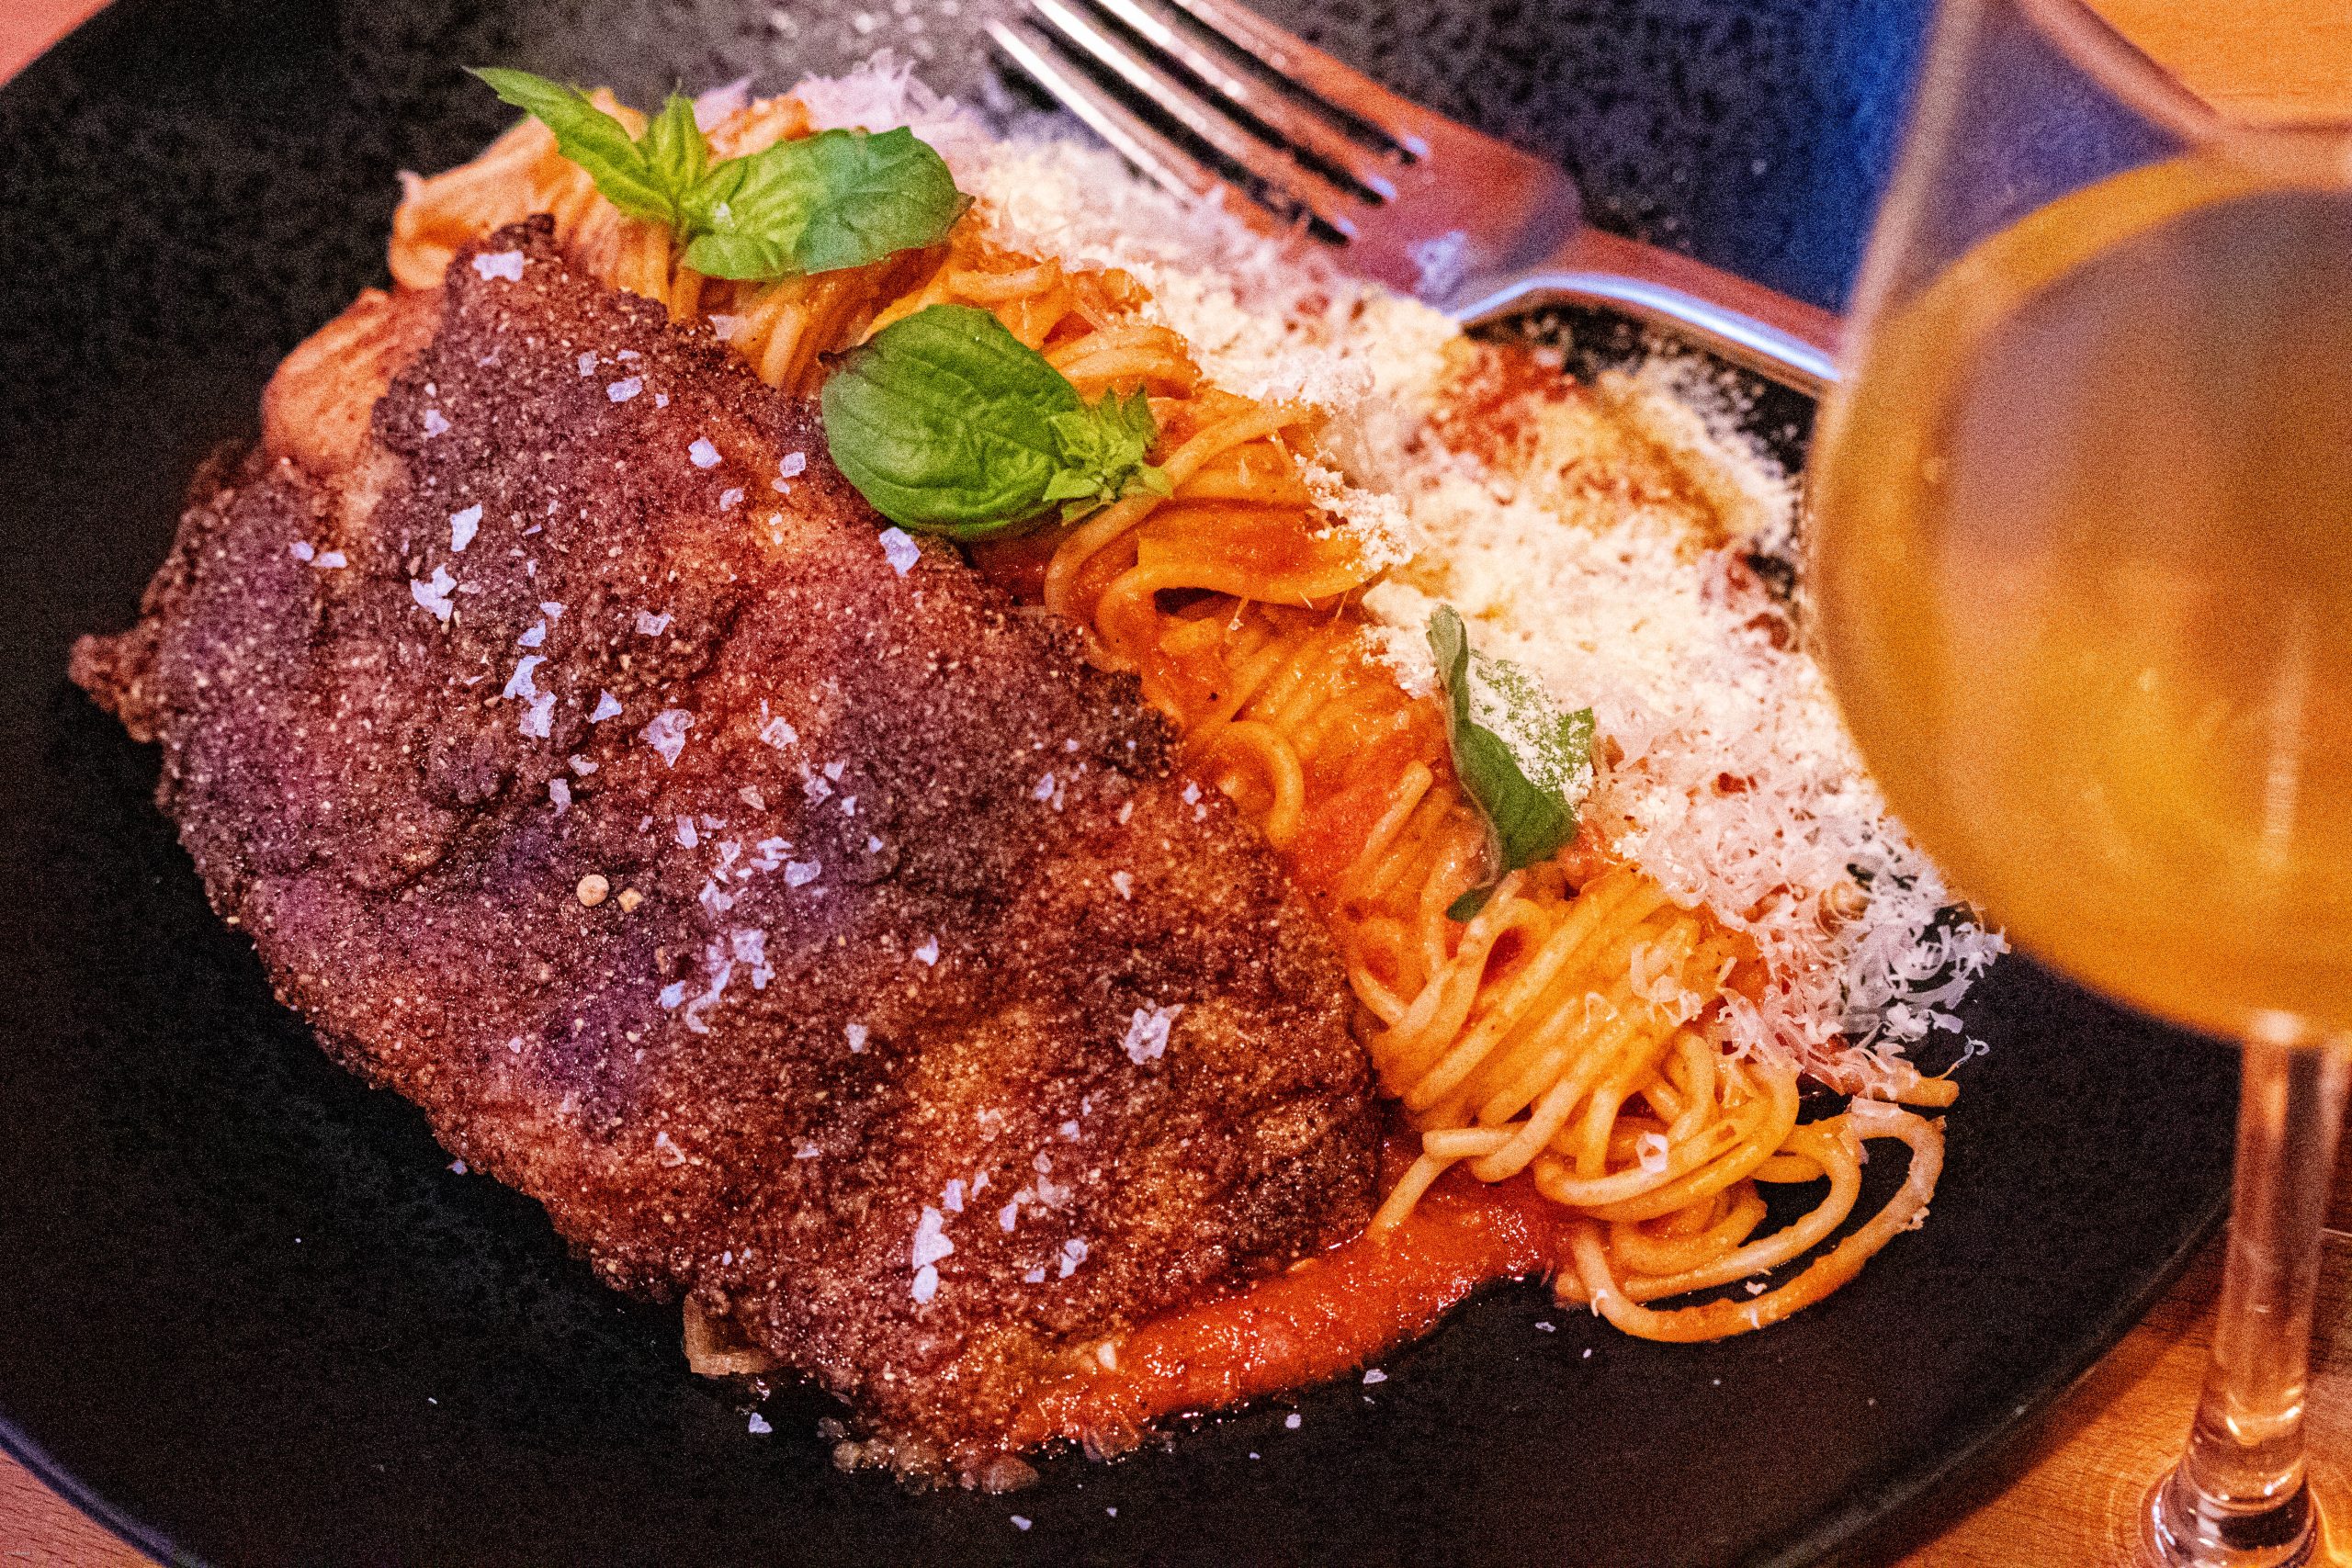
[1451,225,1845,396]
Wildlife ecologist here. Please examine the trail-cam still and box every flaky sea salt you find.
[640,709,694,767]
[1121,1004,1182,1065]
[878,527,921,576]
[410,566,457,622]
[606,377,643,403]
[471,249,526,282]
[911,1207,956,1269]
[501,654,544,702]
[689,437,722,468]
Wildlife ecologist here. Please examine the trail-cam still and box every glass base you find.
[2144,1465,2320,1568]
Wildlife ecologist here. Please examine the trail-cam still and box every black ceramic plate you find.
[0,3,2237,1564]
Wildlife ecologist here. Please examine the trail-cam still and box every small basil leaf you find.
[474,71,965,286]
[469,68,681,228]
[1040,463,1105,506]
[820,305,1169,539]
[820,304,1081,536]
[683,128,964,280]
[678,227,797,283]
[1446,886,1494,922]
[641,92,708,198]
[1429,604,1597,912]
[1046,388,1162,517]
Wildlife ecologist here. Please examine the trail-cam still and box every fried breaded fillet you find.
[72,219,1376,1476]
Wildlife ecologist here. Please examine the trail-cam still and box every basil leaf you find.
[469,68,683,228]
[820,304,1168,538]
[1429,604,1597,915]
[472,71,963,284]
[684,128,963,280]
[1044,389,1168,521]
[640,92,708,199]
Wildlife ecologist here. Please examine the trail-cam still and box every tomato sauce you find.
[1012,1143,1575,1452]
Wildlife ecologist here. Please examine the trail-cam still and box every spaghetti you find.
[389,87,1955,1343]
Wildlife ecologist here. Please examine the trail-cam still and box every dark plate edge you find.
[0,1416,196,1568]
[1763,1184,2228,1568]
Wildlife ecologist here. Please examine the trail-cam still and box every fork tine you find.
[986,20,1231,209]
[1150,0,1434,158]
[1082,0,1397,201]
[1021,0,1365,237]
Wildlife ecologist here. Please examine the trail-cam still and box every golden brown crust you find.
[71,219,1375,1472]
[262,285,443,478]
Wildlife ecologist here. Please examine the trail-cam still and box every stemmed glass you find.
[1807,2,2350,1562]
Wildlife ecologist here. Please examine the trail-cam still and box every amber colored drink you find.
[1812,162,2352,1043]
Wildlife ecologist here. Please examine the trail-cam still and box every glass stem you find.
[2151,1028,2348,1566]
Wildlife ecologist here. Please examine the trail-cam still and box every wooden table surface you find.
[2,3,2347,1563]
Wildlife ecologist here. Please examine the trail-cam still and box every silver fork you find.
[987,0,1843,392]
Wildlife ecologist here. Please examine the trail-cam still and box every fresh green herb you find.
[469,68,964,281]
[1040,388,1171,521]
[819,304,1173,537]
[683,128,966,280]
[1428,604,1597,920]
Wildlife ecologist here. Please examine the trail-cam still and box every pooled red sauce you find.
[1012,1139,1575,1452]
